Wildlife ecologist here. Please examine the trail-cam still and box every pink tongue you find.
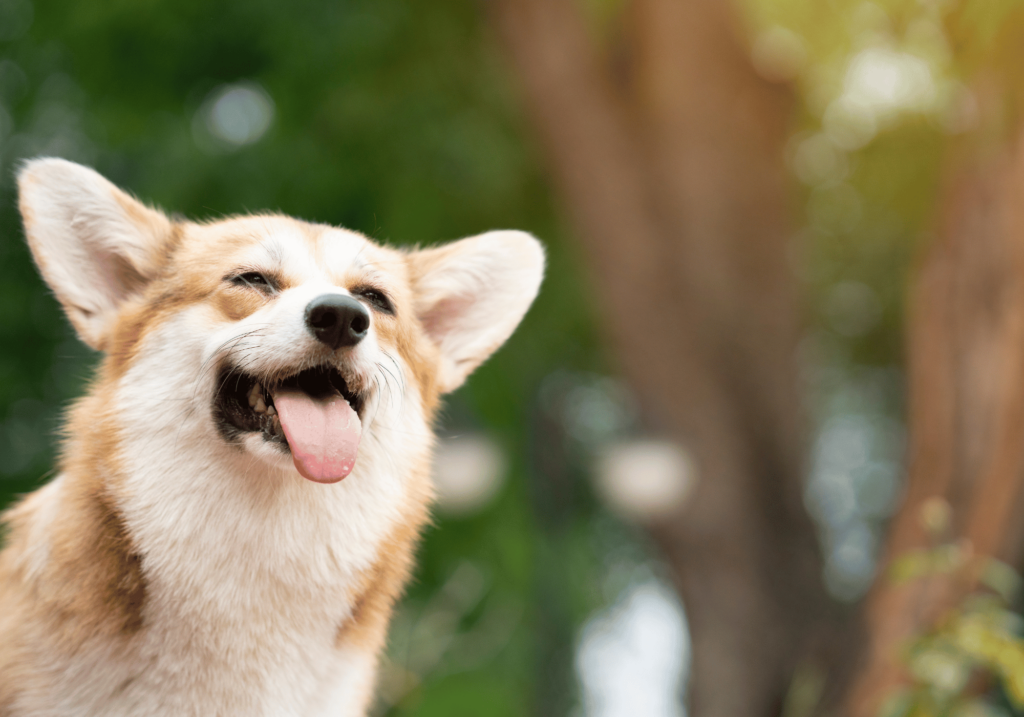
[272,388,362,483]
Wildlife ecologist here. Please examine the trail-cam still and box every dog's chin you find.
[212,363,367,471]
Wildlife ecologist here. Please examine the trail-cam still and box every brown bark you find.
[489,1,831,714]
[488,0,1024,714]
[845,132,1024,717]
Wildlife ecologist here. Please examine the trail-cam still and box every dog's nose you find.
[305,294,370,350]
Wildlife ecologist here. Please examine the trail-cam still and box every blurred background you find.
[3,0,1024,716]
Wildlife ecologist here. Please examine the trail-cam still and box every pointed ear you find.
[410,230,545,394]
[18,158,175,351]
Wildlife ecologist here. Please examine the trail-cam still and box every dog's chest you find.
[19,468,392,716]
[107,455,402,714]
[124,577,372,716]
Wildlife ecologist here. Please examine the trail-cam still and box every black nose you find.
[305,294,370,350]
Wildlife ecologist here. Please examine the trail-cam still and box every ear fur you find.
[18,157,175,351]
[410,230,545,394]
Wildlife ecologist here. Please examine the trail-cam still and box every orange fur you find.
[0,159,542,715]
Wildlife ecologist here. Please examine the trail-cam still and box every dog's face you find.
[17,158,543,485]
[151,216,434,484]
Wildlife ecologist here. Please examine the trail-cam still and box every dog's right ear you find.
[18,158,175,351]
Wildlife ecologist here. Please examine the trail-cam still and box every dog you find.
[0,158,544,715]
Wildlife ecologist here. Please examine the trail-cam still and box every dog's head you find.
[17,158,543,485]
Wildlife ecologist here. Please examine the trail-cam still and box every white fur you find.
[6,158,545,715]
[15,302,429,715]
[17,159,171,350]
[414,231,545,392]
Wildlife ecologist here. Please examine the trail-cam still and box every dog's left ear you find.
[18,158,174,351]
[410,230,545,394]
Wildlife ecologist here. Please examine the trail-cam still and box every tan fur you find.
[0,216,438,705]
[336,467,433,654]
[0,159,543,715]
[0,387,141,707]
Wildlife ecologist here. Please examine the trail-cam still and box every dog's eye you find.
[231,272,276,292]
[353,287,394,315]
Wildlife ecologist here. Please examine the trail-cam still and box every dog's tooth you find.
[266,406,276,416]
[255,397,267,414]
[247,383,261,407]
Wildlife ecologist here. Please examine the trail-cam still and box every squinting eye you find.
[353,287,395,315]
[231,272,275,292]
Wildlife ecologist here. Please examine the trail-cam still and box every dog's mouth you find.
[214,364,366,483]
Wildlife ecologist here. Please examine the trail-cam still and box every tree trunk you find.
[844,130,1024,717]
[489,1,833,714]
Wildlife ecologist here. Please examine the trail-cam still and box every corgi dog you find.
[0,158,544,716]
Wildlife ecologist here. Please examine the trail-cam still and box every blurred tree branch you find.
[488,0,839,714]
[845,125,1024,717]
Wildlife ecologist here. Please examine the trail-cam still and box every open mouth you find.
[214,364,366,483]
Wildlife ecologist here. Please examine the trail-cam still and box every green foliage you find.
[883,545,1024,717]
[890,542,972,584]
[0,1,614,714]
[7,0,1024,712]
